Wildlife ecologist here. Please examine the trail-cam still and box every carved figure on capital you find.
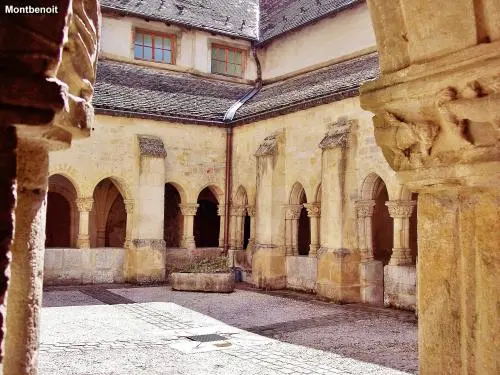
[124,199,135,214]
[217,205,225,217]
[76,197,94,212]
[179,203,199,216]
[385,200,416,218]
[231,206,247,217]
[285,205,302,220]
[246,206,256,217]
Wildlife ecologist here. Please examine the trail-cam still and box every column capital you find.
[124,199,134,214]
[303,203,321,218]
[284,204,302,220]
[179,203,199,216]
[217,204,225,216]
[354,200,375,218]
[385,200,416,218]
[76,197,94,212]
[230,205,246,217]
[246,205,256,217]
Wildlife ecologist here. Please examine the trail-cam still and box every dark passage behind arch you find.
[409,192,418,265]
[372,182,393,266]
[46,192,71,247]
[194,187,220,247]
[164,183,182,247]
[243,215,251,249]
[297,191,310,256]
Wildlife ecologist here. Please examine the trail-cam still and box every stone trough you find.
[171,272,235,293]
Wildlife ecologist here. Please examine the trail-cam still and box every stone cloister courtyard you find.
[40,284,417,375]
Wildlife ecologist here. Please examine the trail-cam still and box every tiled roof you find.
[233,53,379,122]
[100,0,259,40]
[259,0,364,43]
[93,53,379,124]
[93,59,252,123]
[100,0,365,42]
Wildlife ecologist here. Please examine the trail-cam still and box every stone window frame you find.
[210,43,246,78]
[133,28,176,65]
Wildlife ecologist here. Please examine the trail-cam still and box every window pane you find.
[228,50,235,63]
[134,45,143,59]
[164,38,172,50]
[154,48,163,62]
[235,52,242,64]
[164,50,172,63]
[217,48,225,60]
[144,34,152,47]
[211,59,217,72]
[228,64,235,75]
[135,32,143,44]
[211,48,217,58]
[235,64,241,75]
[154,36,162,48]
[144,46,152,60]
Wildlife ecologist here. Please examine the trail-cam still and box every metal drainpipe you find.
[222,45,262,255]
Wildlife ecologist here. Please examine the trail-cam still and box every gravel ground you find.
[40,285,418,375]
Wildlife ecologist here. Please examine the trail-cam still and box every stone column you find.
[235,206,246,250]
[217,204,225,248]
[228,205,246,268]
[284,205,302,256]
[124,199,134,249]
[361,2,500,371]
[303,203,320,257]
[355,200,383,306]
[5,138,49,375]
[76,197,93,248]
[179,204,198,250]
[385,201,416,266]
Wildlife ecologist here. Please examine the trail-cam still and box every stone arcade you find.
[0,0,498,374]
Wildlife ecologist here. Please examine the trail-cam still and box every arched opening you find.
[234,186,250,250]
[297,189,310,255]
[243,215,251,249]
[409,192,418,265]
[194,187,220,247]
[164,183,183,247]
[372,178,393,266]
[91,178,126,248]
[46,174,78,248]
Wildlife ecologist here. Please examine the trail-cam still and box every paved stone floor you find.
[40,284,418,375]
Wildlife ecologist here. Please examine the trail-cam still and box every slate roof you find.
[100,0,259,40]
[100,0,365,42]
[93,59,252,123]
[233,53,379,122]
[259,0,364,43]
[93,53,379,124]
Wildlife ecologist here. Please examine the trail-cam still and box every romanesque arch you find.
[46,174,79,248]
[194,186,221,247]
[164,182,184,248]
[90,178,127,248]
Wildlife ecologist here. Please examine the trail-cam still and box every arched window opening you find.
[194,187,220,247]
[164,183,183,248]
[243,215,251,249]
[372,180,393,266]
[297,190,311,256]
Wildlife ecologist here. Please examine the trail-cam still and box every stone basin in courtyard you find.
[171,272,235,293]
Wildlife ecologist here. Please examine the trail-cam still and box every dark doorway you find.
[164,183,182,247]
[243,215,251,249]
[372,182,393,266]
[46,192,71,247]
[105,195,126,247]
[297,191,310,256]
[194,187,220,247]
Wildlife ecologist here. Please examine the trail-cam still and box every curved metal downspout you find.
[222,45,262,255]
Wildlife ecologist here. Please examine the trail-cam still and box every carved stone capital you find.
[231,205,247,217]
[217,205,225,217]
[179,203,199,216]
[385,201,416,218]
[303,203,321,218]
[355,200,376,218]
[76,197,94,212]
[246,206,256,217]
[284,205,303,220]
[124,199,134,214]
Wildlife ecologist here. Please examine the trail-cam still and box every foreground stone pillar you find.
[179,204,198,250]
[317,120,360,302]
[217,205,225,248]
[76,198,93,248]
[361,1,500,371]
[0,126,16,364]
[355,200,383,305]
[386,201,416,266]
[303,203,320,257]
[5,139,49,375]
